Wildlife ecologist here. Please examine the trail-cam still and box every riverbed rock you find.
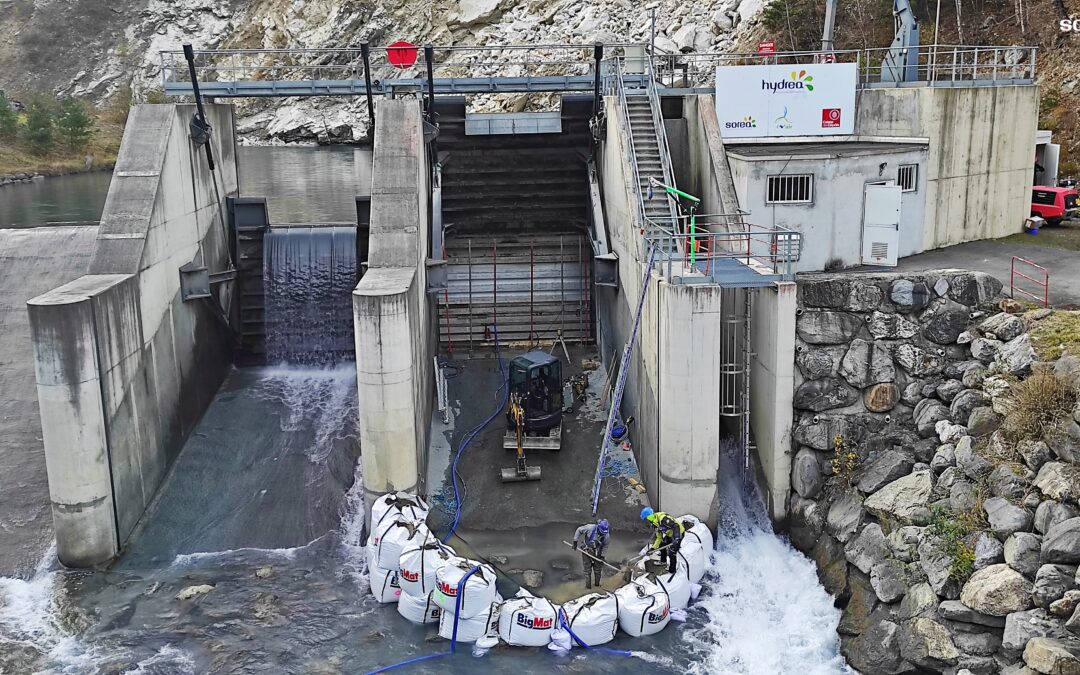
[839,570,878,636]
[1035,464,1080,502]
[968,407,1003,437]
[1021,441,1055,473]
[840,338,896,388]
[1046,421,1080,464]
[827,492,865,543]
[938,599,1007,627]
[899,582,939,620]
[960,564,1034,616]
[981,312,1026,342]
[797,311,865,345]
[865,470,932,521]
[1039,503,1080,536]
[996,334,1037,375]
[871,558,911,603]
[792,447,824,499]
[1043,519,1080,564]
[932,444,957,474]
[1006,533,1045,577]
[887,526,924,563]
[1034,565,1078,610]
[900,617,960,669]
[811,534,848,596]
[846,523,889,575]
[175,584,215,601]
[985,497,1034,540]
[797,348,835,380]
[951,390,990,425]
[868,311,919,340]
[1023,637,1080,675]
[521,570,543,587]
[255,566,274,579]
[857,449,915,494]
[925,308,972,344]
[920,536,962,598]
[865,383,901,413]
[843,619,910,675]
[1004,609,1080,656]
[974,532,1006,570]
[915,399,952,438]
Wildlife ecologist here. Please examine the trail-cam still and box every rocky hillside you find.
[789,272,1080,674]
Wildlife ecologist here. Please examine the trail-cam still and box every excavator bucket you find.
[500,464,542,482]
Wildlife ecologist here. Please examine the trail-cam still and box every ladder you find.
[591,243,659,514]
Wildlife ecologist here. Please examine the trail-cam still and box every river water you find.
[0,145,850,674]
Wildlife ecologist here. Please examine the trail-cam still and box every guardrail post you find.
[593,42,603,118]
[361,43,375,136]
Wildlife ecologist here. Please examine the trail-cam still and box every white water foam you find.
[339,461,368,588]
[685,450,852,675]
[124,645,197,675]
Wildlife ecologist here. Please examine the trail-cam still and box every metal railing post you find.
[361,43,375,134]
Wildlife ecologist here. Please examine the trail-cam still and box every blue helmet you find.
[597,519,609,533]
[640,506,654,521]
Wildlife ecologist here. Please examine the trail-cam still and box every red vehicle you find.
[1031,186,1080,225]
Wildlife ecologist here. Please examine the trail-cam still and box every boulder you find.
[827,492,865,543]
[951,389,990,425]
[951,480,979,513]
[1046,421,1080,464]
[842,619,909,675]
[949,272,1003,307]
[937,379,965,402]
[1021,441,1055,473]
[797,311,864,345]
[789,496,826,551]
[996,334,1037,375]
[871,558,911,603]
[840,338,896,388]
[847,282,884,311]
[797,348,835,380]
[1004,608,1080,656]
[920,536,962,599]
[981,312,1026,342]
[1036,463,1080,503]
[1043,519,1080,564]
[1034,565,1078,610]
[857,449,915,494]
[951,630,1002,657]
[1038,503,1080,536]
[962,364,987,387]
[846,523,889,575]
[793,378,859,411]
[1069,604,1080,635]
[915,399,952,438]
[865,383,901,413]
[990,463,1031,500]
[449,0,511,26]
[938,599,1007,627]
[899,582,939,620]
[955,436,993,480]
[175,584,214,601]
[1023,637,1080,675]
[891,279,932,313]
[671,24,697,51]
[865,470,933,521]
[938,420,968,444]
[903,381,925,407]
[968,407,1003,436]
[896,344,947,377]
[1006,533,1045,577]
[900,617,960,669]
[792,447,824,499]
[925,308,972,344]
[1051,590,1080,617]
[972,337,1004,362]
[839,570,878,636]
[1055,355,1080,390]
[960,564,1034,616]
[932,444,957,474]
[868,311,919,339]
[887,525,924,563]
[974,532,1005,570]
[811,534,848,596]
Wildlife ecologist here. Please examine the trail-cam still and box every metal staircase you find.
[625,96,678,232]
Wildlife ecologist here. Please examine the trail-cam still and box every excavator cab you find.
[506,351,563,434]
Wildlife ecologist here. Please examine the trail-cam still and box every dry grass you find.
[1002,368,1079,443]
[1030,311,1080,359]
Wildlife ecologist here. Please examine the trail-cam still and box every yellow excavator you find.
[502,392,542,483]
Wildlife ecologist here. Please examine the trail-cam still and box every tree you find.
[56,97,94,150]
[23,96,55,155]
[0,91,17,140]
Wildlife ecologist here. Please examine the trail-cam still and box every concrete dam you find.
[1,42,1045,673]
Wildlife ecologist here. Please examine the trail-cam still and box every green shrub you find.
[927,504,978,584]
[22,96,55,155]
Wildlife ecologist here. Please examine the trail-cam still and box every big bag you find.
[398,534,455,597]
[615,577,671,637]
[397,590,442,624]
[498,590,559,647]
[432,557,497,619]
[371,492,430,530]
[559,592,618,647]
[438,602,500,643]
[371,516,429,572]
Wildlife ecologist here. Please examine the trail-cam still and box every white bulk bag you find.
[678,514,715,553]
[371,492,430,530]
[397,590,442,624]
[438,602,500,643]
[680,539,707,584]
[559,592,618,647]
[616,578,671,637]
[371,517,428,572]
[433,557,497,619]
[398,535,454,597]
[498,590,559,647]
[646,568,692,610]
[369,564,402,604]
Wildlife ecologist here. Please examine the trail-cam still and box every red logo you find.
[438,581,458,596]
[821,108,841,128]
[387,41,419,69]
[401,569,420,583]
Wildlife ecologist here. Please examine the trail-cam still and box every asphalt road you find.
[858,239,1080,307]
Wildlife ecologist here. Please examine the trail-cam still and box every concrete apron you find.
[426,345,653,604]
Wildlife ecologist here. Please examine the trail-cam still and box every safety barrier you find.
[1010,255,1050,307]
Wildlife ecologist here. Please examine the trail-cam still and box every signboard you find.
[387,40,419,68]
[714,62,857,138]
[757,41,776,56]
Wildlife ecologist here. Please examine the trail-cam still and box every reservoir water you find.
[0,145,850,674]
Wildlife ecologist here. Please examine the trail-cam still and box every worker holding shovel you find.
[572,519,610,589]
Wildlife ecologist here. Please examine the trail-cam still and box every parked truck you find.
[1031,185,1080,226]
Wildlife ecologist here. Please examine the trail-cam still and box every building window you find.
[898,164,918,192]
[766,174,813,204]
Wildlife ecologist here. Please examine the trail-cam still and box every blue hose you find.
[558,609,633,657]
[442,322,506,544]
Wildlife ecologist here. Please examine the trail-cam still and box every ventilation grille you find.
[870,241,890,259]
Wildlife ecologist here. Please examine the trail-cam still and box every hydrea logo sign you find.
[762,70,815,93]
[516,614,554,629]
[725,115,757,129]
[647,606,670,624]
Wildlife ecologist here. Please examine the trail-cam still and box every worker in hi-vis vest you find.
[641,507,684,574]
[572,519,610,589]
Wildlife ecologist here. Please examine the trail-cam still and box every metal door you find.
[861,183,901,266]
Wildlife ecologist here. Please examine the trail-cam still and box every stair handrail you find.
[644,55,680,230]
[603,57,649,237]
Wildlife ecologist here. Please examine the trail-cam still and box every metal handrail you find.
[603,57,649,243]
[642,216,802,282]
[644,56,680,226]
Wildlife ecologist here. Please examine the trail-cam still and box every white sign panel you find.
[714,63,857,138]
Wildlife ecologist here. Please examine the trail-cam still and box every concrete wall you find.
[727,145,929,271]
[749,282,797,520]
[354,100,435,515]
[684,94,743,223]
[28,104,237,566]
[855,85,1038,248]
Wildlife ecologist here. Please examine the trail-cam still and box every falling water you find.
[263,226,358,366]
